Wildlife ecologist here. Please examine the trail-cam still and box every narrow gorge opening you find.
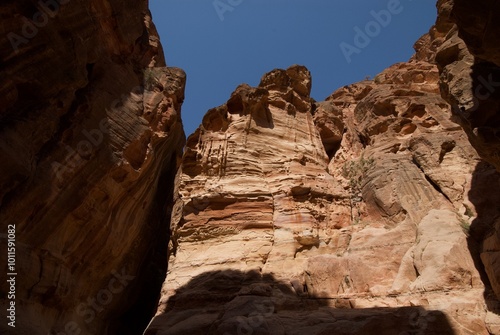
[3,1,500,334]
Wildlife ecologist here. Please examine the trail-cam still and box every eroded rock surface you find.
[435,0,500,312]
[3,1,500,335]
[147,62,499,334]
[0,1,185,334]
[435,0,500,168]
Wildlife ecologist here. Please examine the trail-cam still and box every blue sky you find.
[150,0,437,137]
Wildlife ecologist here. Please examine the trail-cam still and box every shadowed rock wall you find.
[435,0,500,319]
[0,1,185,334]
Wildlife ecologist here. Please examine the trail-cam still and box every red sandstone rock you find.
[0,2,185,334]
[147,61,497,334]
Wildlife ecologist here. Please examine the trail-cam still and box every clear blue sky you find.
[150,0,437,137]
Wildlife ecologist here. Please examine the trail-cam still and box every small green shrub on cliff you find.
[459,217,471,236]
[143,68,158,88]
[341,154,375,198]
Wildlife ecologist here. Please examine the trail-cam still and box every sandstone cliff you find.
[436,0,500,169]
[0,1,185,334]
[2,1,500,335]
[144,1,500,332]
[435,0,500,317]
[146,62,499,334]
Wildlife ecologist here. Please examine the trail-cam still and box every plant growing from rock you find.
[143,68,158,89]
[341,154,375,224]
[341,154,375,200]
[459,216,471,236]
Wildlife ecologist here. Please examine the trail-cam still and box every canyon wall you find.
[436,0,500,169]
[0,1,185,334]
[435,0,500,322]
[146,65,499,334]
[145,2,500,333]
[1,1,500,335]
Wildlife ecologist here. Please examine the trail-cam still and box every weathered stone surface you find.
[3,1,500,334]
[146,270,459,335]
[0,1,185,334]
[160,65,343,299]
[435,0,500,307]
[450,0,500,67]
[436,0,500,169]
[147,60,497,333]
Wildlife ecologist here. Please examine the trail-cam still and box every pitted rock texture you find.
[147,62,499,334]
[0,1,185,335]
[435,0,500,308]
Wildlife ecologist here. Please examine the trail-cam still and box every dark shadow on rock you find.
[467,161,500,314]
[251,105,275,130]
[144,269,455,335]
[455,61,500,168]
[469,61,500,129]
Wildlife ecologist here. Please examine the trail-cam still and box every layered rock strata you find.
[2,1,500,335]
[0,1,185,334]
[146,63,500,333]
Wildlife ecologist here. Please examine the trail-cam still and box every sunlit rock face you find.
[2,1,500,334]
[162,65,343,302]
[0,1,185,334]
[146,62,498,333]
